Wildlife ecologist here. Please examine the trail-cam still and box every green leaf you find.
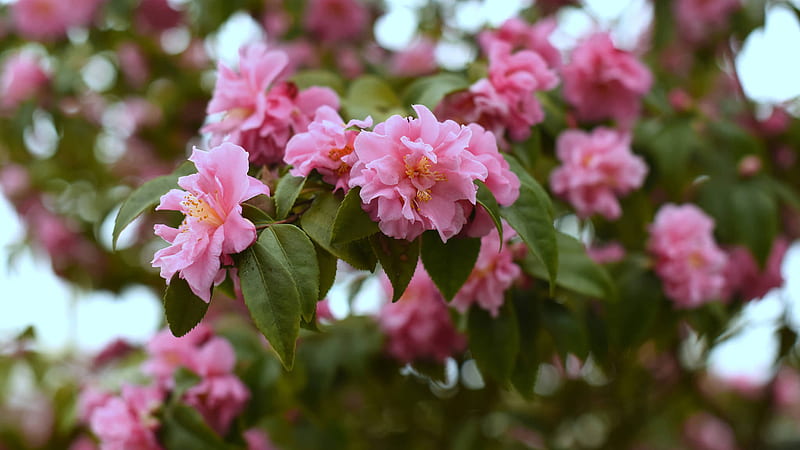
[291,69,345,94]
[242,203,273,227]
[501,155,558,291]
[332,187,379,244]
[467,301,520,385]
[510,293,539,397]
[730,184,778,267]
[112,161,195,250]
[474,180,503,249]
[344,75,405,122]
[260,224,320,322]
[274,175,306,220]
[370,234,420,302]
[171,367,201,399]
[520,232,616,300]
[160,403,231,450]
[237,239,302,370]
[402,73,470,109]
[315,244,338,300]
[420,231,480,301]
[163,276,210,337]
[300,191,377,271]
[541,300,589,359]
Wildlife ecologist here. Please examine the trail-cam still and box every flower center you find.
[329,145,354,175]
[181,193,223,227]
[404,155,447,208]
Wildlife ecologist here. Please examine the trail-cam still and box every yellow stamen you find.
[181,193,223,227]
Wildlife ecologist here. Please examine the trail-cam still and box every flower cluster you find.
[151,143,269,302]
[549,127,648,220]
[674,0,742,44]
[12,0,104,41]
[378,264,466,363]
[349,104,519,241]
[648,204,728,308]
[203,43,340,165]
[0,52,49,111]
[722,238,788,302]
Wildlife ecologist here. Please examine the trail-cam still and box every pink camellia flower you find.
[674,0,741,44]
[378,264,466,363]
[350,104,496,241]
[561,33,653,125]
[587,242,626,264]
[142,324,213,384]
[1,52,49,111]
[549,127,648,220]
[284,105,372,191]
[183,338,250,435]
[773,367,800,411]
[89,385,165,450]
[478,17,561,69]
[77,386,113,424]
[152,143,269,301]
[303,0,369,43]
[390,37,439,77]
[487,42,558,102]
[721,238,788,302]
[648,204,728,308]
[203,43,339,165]
[451,222,522,317]
[12,0,102,40]
[244,428,279,450]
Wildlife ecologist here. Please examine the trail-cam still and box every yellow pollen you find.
[688,252,704,268]
[335,163,351,175]
[328,145,354,162]
[181,193,223,227]
[416,189,432,202]
[404,155,447,181]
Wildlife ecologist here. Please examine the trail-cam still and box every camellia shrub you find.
[3,0,800,448]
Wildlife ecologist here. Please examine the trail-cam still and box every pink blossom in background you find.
[682,412,737,450]
[378,264,466,363]
[674,0,741,44]
[721,238,787,302]
[549,127,648,220]
[303,0,369,43]
[336,47,364,79]
[285,106,372,191]
[487,42,558,102]
[452,222,522,317]
[92,338,136,368]
[117,43,150,88]
[561,33,653,125]
[68,436,98,450]
[141,324,212,383]
[390,37,438,77]
[77,386,113,424]
[203,43,339,165]
[0,163,31,199]
[134,0,182,34]
[587,242,626,264]
[350,104,491,241]
[773,367,800,411]
[648,204,728,308]
[151,143,270,301]
[244,428,279,450]
[478,18,561,69]
[183,338,250,434]
[535,0,579,16]
[12,0,103,40]
[89,385,165,450]
[0,52,49,110]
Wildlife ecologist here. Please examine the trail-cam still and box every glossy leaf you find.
[510,293,539,397]
[112,161,195,250]
[402,73,469,109]
[332,187,379,244]
[344,75,404,122]
[161,403,231,450]
[370,233,420,301]
[274,175,306,220]
[260,224,320,322]
[420,231,480,301]
[474,180,504,249]
[163,275,210,337]
[541,300,589,360]
[301,192,377,271]
[315,243,338,300]
[501,155,558,291]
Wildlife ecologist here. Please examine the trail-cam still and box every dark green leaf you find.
[344,75,404,122]
[274,175,306,220]
[510,293,539,397]
[541,300,589,359]
[402,73,470,109]
[731,184,778,267]
[163,275,210,337]
[300,192,377,271]
[501,155,558,291]
[160,404,231,450]
[520,232,616,300]
[242,203,273,227]
[332,187,379,244]
[420,231,480,301]
[315,244,338,300]
[237,240,302,370]
[260,224,320,323]
[291,69,345,94]
[112,161,195,250]
[474,180,504,249]
[468,301,520,385]
[171,367,201,399]
[370,233,420,301]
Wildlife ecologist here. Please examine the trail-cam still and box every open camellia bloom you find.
[561,32,652,125]
[151,143,269,302]
[549,127,648,220]
[648,204,728,308]
[284,105,372,191]
[349,104,518,241]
